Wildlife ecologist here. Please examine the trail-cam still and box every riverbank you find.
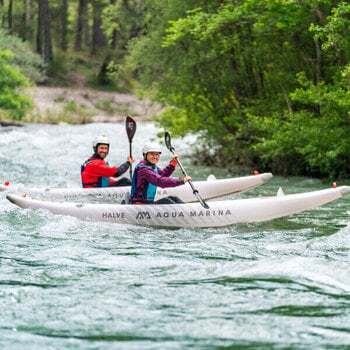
[23,86,161,124]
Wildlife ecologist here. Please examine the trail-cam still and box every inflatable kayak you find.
[6,186,350,228]
[0,173,272,202]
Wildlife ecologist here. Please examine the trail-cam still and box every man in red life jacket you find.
[81,135,135,188]
[130,141,191,204]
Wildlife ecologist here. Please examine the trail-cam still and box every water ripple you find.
[2,123,350,348]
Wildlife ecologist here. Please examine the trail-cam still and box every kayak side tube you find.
[1,173,273,201]
[6,186,350,228]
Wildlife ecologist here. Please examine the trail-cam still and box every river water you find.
[1,122,350,349]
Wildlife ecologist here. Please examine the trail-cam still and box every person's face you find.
[96,144,109,159]
[146,152,160,165]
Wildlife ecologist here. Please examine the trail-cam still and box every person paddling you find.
[130,141,191,204]
[81,135,135,188]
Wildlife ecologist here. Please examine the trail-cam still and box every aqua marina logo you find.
[136,211,151,219]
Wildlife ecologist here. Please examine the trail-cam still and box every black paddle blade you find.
[201,199,209,209]
[126,116,137,141]
[164,131,174,152]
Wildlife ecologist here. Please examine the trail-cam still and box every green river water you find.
[1,122,350,349]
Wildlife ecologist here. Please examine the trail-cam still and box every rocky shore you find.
[28,86,161,123]
[1,86,162,127]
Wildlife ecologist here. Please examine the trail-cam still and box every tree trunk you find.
[37,0,53,67]
[0,0,4,28]
[27,0,34,42]
[75,0,89,51]
[110,27,118,49]
[314,37,322,84]
[20,0,27,40]
[60,0,68,51]
[91,0,106,55]
[8,0,13,31]
[82,0,90,47]
[75,0,83,50]
[42,0,53,64]
[110,0,118,49]
[36,0,43,55]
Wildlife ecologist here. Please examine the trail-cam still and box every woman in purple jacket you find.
[130,141,191,204]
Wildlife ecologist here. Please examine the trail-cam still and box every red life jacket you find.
[81,156,117,188]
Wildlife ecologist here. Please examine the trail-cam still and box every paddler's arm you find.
[159,154,180,177]
[140,167,191,188]
[114,156,135,177]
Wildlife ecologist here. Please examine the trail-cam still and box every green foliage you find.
[101,2,122,44]
[129,0,312,132]
[0,50,33,120]
[310,1,350,63]
[254,72,350,178]
[101,0,149,88]
[0,29,44,82]
[125,0,350,178]
[2,0,349,178]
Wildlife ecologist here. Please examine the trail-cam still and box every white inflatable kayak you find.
[6,186,350,228]
[0,173,272,202]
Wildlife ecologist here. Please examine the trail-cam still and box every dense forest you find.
[0,0,349,178]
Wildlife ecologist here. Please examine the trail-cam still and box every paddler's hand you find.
[170,154,179,167]
[127,156,135,164]
[183,175,192,183]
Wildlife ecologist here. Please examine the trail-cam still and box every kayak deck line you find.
[6,185,350,228]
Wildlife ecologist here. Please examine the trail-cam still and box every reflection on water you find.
[1,123,350,348]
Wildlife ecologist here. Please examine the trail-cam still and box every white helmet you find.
[142,141,162,154]
[93,135,110,151]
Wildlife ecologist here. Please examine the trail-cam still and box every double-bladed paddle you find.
[125,116,137,180]
[164,131,209,209]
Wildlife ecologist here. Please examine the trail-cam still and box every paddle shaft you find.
[169,146,209,209]
[125,116,136,180]
[128,141,133,179]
